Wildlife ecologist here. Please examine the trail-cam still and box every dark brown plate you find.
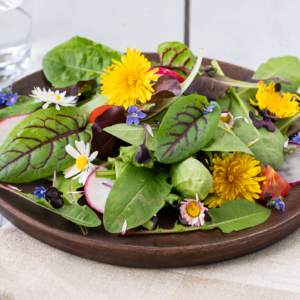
[0,54,299,268]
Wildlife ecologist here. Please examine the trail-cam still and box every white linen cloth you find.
[0,222,299,299]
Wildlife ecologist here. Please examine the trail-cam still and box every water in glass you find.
[0,0,31,83]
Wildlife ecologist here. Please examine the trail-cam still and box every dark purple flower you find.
[126,105,147,125]
[203,103,216,114]
[6,92,18,106]
[133,144,152,164]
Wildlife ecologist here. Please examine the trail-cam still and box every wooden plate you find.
[0,54,299,268]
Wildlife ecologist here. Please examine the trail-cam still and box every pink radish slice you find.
[149,67,185,83]
[84,166,115,214]
[0,114,30,146]
[276,143,300,186]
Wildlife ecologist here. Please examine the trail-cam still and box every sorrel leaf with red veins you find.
[155,95,221,164]
[91,106,126,160]
[184,73,257,100]
[0,107,91,183]
[157,41,197,79]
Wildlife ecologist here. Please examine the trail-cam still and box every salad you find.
[0,36,299,236]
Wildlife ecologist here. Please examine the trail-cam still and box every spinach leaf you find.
[157,41,196,79]
[42,36,123,87]
[0,107,91,183]
[0,97,42,121]
[104,165,172,233]
[127,200,271,235]
[218,88,285,168]
[253,56,300,93]
[0,184,100,227]
[104,124,158,151]
[155,96,221,164]
[202,121,254,155]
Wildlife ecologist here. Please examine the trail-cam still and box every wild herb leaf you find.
[184,73,257,100]
[155,95,221,164]
[103,165,172,233]
[253,56,300,93]
[0,184,100,227]
[165,193,183,205]
[0,107,91,183]
[217,88,285,168]
[126,200,271,235]
[170,157,212,199]
[104,124,158,151]
[202,121,254,155]
[42,36,123,87]
[157,41,196,79]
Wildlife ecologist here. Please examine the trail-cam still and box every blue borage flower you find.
[34,186,46,199]
[203,103,216,114]
[264,192,285,211]
[126,105,146,125]
[291,132,300,144]
[0,84,18,106]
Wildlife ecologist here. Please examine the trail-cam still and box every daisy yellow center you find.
[49,93,61,101]
[100,47,160,109]
[76,155,88,171]
[250,81,300,118]
[204,152,266,208]
[186,201,201,218]
[220,114,230,123]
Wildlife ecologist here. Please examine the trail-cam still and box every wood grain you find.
[0,54,298,268]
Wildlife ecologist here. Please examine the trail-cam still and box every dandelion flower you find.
[63,140,98,185]
[100,48,160,109]
[204,152,265,208]
[30,87,78,110]
[250,81,300,118]
[180,193,208,226]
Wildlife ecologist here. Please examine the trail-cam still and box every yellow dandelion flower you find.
[250,81,300,118]
[100,48,160,109]
[204,152,266,208]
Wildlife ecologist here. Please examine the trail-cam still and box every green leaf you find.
[202,121,254,155]
[104,124,158,151]
[155,96,221,164]
[165,193,183,205]
[157,41,197,79]
[103,165,172,233]
[253,56,300,93]
[42,36,123,87]
[0,97,42,121]
[119,145,156,168]
[47,172,83,204]
[0,184,100,227]
[217,88,285,169]
[170,157,212,200]
[0,107,91,183]
[78,93,109,116]
[127,200,271,235]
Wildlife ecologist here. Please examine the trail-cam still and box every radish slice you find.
[149,67,185,83]
[0,114,30,146]
[84,166,115,214]
[277,143,300,186]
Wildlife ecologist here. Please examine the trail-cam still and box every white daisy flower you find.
[180,193,208,227]
[63,140,98,185]
[30,87,78,110]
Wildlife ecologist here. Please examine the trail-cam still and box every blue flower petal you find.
[137,111,146,119]
[5,92,12,101]
[134,117,139,125]
[0,96,5,104]
[128,105,137,115]
[126,115,134,125]
[34,186,46,199]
